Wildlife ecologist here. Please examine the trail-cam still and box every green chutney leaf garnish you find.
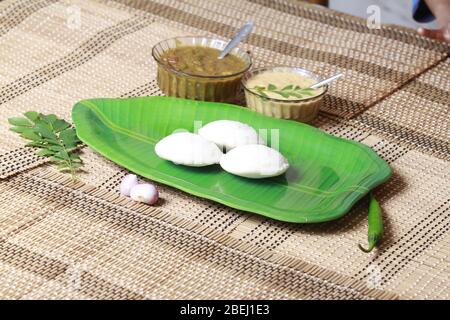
[251,83,315,99]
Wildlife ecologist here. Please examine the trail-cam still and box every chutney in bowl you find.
[242,67,327,123]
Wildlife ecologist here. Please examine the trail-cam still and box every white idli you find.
[155,132,222,167]
[198,120,265,152]
[220,144,289,178]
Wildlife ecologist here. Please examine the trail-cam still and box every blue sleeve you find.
[412,0,435,23]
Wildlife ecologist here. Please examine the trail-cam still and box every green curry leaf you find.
[251,83,318,99]
[8,111,83,181]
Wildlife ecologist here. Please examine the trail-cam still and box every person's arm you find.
[413,0,450,42]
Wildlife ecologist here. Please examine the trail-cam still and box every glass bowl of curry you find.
[152,37,252,103]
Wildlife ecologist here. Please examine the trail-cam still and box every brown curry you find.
[160,45,247,77]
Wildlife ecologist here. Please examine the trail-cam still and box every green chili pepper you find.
[359,193,383,253]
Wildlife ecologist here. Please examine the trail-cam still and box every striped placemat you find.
[351,59,450,160]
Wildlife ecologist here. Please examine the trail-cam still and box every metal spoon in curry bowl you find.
[218,21,254,59]
[309,73,343,89]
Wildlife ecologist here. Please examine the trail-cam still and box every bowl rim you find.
[152,36,252,79]
[241,66,329,103]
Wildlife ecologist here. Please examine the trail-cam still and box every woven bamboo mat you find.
[350,59,450,161]
[1,166,400,300]
[1,120,448,299]
[0,0,449,299]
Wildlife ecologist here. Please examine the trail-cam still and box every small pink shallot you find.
[119,174,138,197]
[129,183,159,205]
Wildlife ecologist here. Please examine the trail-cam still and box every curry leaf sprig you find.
[8,111,83,181]
[252,83,315,99]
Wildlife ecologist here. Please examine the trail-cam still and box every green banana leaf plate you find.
[72,97,391,223]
